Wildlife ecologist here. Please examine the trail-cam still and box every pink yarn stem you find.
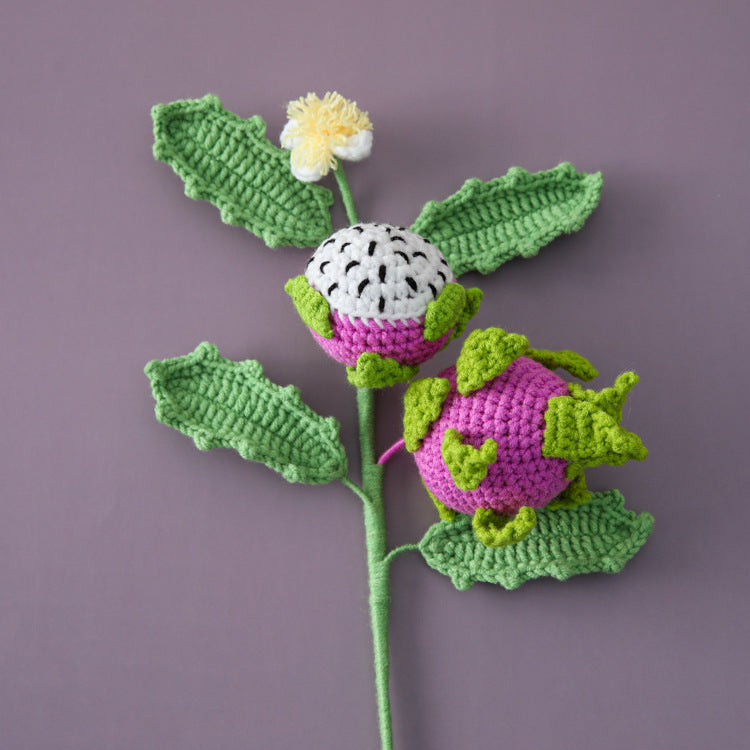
[377,438,406,465]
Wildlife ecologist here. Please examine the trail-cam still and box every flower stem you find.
[357,386,394,750]
[333,163,359,224]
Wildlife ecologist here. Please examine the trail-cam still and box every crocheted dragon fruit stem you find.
[333,164,359,224]
[333,161,395,750]
[357,386,394,750]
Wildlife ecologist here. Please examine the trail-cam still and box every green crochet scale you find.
[145,92,652,750]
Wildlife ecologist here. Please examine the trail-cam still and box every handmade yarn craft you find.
[145,91,653,750]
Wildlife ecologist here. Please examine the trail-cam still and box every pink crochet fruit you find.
[403,328,648,547]
[285,223,482,387]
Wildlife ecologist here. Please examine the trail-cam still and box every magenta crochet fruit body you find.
[403,328,649,546]
[415,357,570,516]
[286,223,482,387]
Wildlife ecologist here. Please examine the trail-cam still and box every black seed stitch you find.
[323,237,335,246]
[390,235,405,243]
[385,226,392,234]
[352,226,363,233]
[405,276,418,292]
[368,240,377,256]
[345,260,360,273]
[379,265,386,282]
[428,283,437,297]
[327,283,338,295]
[440,257,449,266]
[437,270,446,282]
[413,251,427,259]
[320,261,330,272]
[395,250,409,262]
[398,226,406,231]
[358,278,370,295]
[379,296,386,313]
[340,242,351,252]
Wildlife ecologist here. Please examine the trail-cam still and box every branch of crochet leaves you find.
[145,92,653,750]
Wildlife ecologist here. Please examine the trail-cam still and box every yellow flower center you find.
[284,92,372,175]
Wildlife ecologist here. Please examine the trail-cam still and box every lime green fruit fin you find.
[424,283,467,341]
[347,352,419,388]
[423,483,458,522]
[441,429,498,490]
[568,371,640,423]
[472,506,537,548]
[403,377,451,452]
[455,328,529,395]
[284,275,333,338]
[152,94,333,248]
[449,287,483,342]
[526,347,598,381]
[547,472,592,510]
[543,389,648,471]
[410,163,602,276]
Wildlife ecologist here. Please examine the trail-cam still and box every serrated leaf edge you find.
[151,94,334,248]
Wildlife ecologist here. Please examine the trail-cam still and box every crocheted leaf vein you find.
[410,163,602,276]
[418,490,653,590]
[144,342,347,484]
[152,95,334,248]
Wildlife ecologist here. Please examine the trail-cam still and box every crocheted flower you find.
[280,92,373,182]
[285,223,482,387]
[404,329,648,547]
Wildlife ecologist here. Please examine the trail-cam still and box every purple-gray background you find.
[2,1,748,748]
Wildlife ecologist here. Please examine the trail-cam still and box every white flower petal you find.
[332,129,373,162]
[280,119,301,149]
[290,159,326,183]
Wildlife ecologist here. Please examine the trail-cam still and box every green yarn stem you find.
[356,386,393,750]
[335,170,396,749]
[333,163,359,224]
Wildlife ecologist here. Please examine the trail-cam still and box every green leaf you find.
[145,342,347,484]
[410,163,602,276]
[152,94,333,248]
[418,490,653,590]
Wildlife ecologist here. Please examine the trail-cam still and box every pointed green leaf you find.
[152,94,333,248]
[284,275,333,338]
[411,163,602,276]
[418,490,653,590]
[403,377,451,452]
[424,283,467,341]
[455,328,529,395]
[145,342,347,484]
